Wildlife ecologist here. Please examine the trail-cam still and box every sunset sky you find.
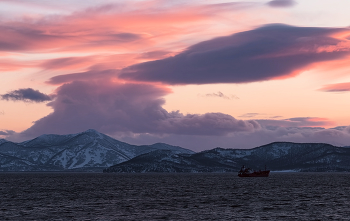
[1,0,350,151]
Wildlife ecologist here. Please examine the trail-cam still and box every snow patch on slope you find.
[0,139,7,145]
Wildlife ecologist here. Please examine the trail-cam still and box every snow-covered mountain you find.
[2,133,349,172]
[0,139,7,145]
[104,142,350,173]
[0,129,194,171]
[103,149,237,173]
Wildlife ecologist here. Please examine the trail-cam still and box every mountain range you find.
[0,129,193,171]
[1,129,349,172]
[104,142,350,173]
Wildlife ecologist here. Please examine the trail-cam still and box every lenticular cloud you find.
[120,24,350,85]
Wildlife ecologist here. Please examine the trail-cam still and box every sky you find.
[1,0,350,151]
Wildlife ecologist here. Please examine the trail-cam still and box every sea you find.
[0,172,349,220]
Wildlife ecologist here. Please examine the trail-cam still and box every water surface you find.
[0,173,349,220]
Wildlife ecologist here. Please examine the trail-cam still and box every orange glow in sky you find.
[1,0,350,149]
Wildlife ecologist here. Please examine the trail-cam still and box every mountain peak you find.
[84,129,100,134]
[82,129,104,139]
[0,139,7,145]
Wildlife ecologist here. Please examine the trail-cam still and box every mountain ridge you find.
[0,129,194,171]
[1,130,350,172]
[104,142,350,173]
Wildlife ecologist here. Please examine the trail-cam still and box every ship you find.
[238,165,270,177]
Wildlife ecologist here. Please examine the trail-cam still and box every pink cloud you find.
[40,56,102,71]
[319,82,350,92]
[0,2,245,54]
[46,69,119,85]
[0,59,37,71]
[0,23,147,53]
[1,53,140,73]
[40,53,140,71]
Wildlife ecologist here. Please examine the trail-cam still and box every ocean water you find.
[0,173,349,220]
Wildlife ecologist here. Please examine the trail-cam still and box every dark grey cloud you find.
[14,123,350,151]
[120,126,350,151]
[331,126,350,133]
[5,82,348,150]
[267,0,296,7]
[120,24,350,85]
[0,130,15,136]
[270,116,283,119]
[257,117,333,128]
[21,80,260,138]
[1,88,51,102]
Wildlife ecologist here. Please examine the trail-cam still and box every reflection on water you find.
[0,173,349,220]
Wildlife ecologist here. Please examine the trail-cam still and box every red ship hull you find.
[238,170,270,177]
